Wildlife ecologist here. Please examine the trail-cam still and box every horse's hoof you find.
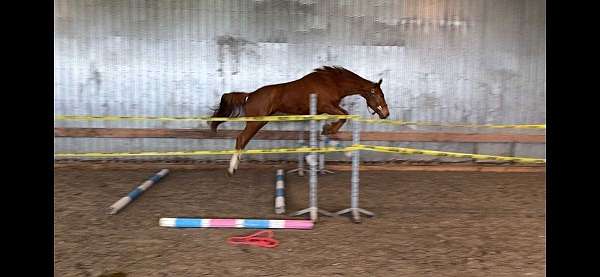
[227,169,235,177]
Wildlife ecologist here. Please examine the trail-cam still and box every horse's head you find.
[363,79,390,119]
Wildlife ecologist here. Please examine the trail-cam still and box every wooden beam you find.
[54,127,545,143]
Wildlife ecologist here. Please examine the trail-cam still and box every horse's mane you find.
[313,66,372,85]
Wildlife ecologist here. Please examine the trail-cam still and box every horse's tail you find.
[210,92,249,132]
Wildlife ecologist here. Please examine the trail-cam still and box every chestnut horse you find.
[210,66,390,176]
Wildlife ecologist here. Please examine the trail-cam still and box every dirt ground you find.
[54,166,545,277]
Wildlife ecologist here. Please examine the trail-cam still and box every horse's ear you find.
[377,79,382,86]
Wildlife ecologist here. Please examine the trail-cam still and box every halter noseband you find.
[366,88,379,115]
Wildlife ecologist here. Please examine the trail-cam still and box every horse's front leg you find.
[321,106,349,135]
[228,121,267,176]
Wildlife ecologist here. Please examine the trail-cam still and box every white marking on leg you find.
[228,153,240,174]
[305,154,318,166]
[235,153,241,170]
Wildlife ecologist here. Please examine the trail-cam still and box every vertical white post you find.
[351,119,360,220]
[335,102,374,223]
[291,93,334,222]
[319,134,325,174]
[298,129,305,176]
[308,93,318,221]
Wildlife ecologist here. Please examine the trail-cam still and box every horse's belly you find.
[281,105,308,114]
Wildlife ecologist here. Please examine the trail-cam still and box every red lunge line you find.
[227,230,279,248]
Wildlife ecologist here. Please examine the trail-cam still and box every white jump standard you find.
[291,93,335,222]
[108,169,170,214]
[335,119,374,223]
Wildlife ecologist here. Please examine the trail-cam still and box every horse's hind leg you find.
[228,152,241,176]
[321,106,349,135]
[228,121,267,176]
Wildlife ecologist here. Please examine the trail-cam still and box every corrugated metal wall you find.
[54,0,546,161]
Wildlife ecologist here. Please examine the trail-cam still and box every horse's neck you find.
[339,79,370,98]
[341,91,365,100]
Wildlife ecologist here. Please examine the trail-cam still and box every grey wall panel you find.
[54,0,545,160]
[514,143,545,159]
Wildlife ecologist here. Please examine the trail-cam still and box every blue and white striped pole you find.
[275,169,286,214]
[108,169,170,214]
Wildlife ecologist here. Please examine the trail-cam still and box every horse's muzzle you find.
[368,105,390,119]
[377,106,390,119]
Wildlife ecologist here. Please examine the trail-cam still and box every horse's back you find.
[245,71,340,115]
